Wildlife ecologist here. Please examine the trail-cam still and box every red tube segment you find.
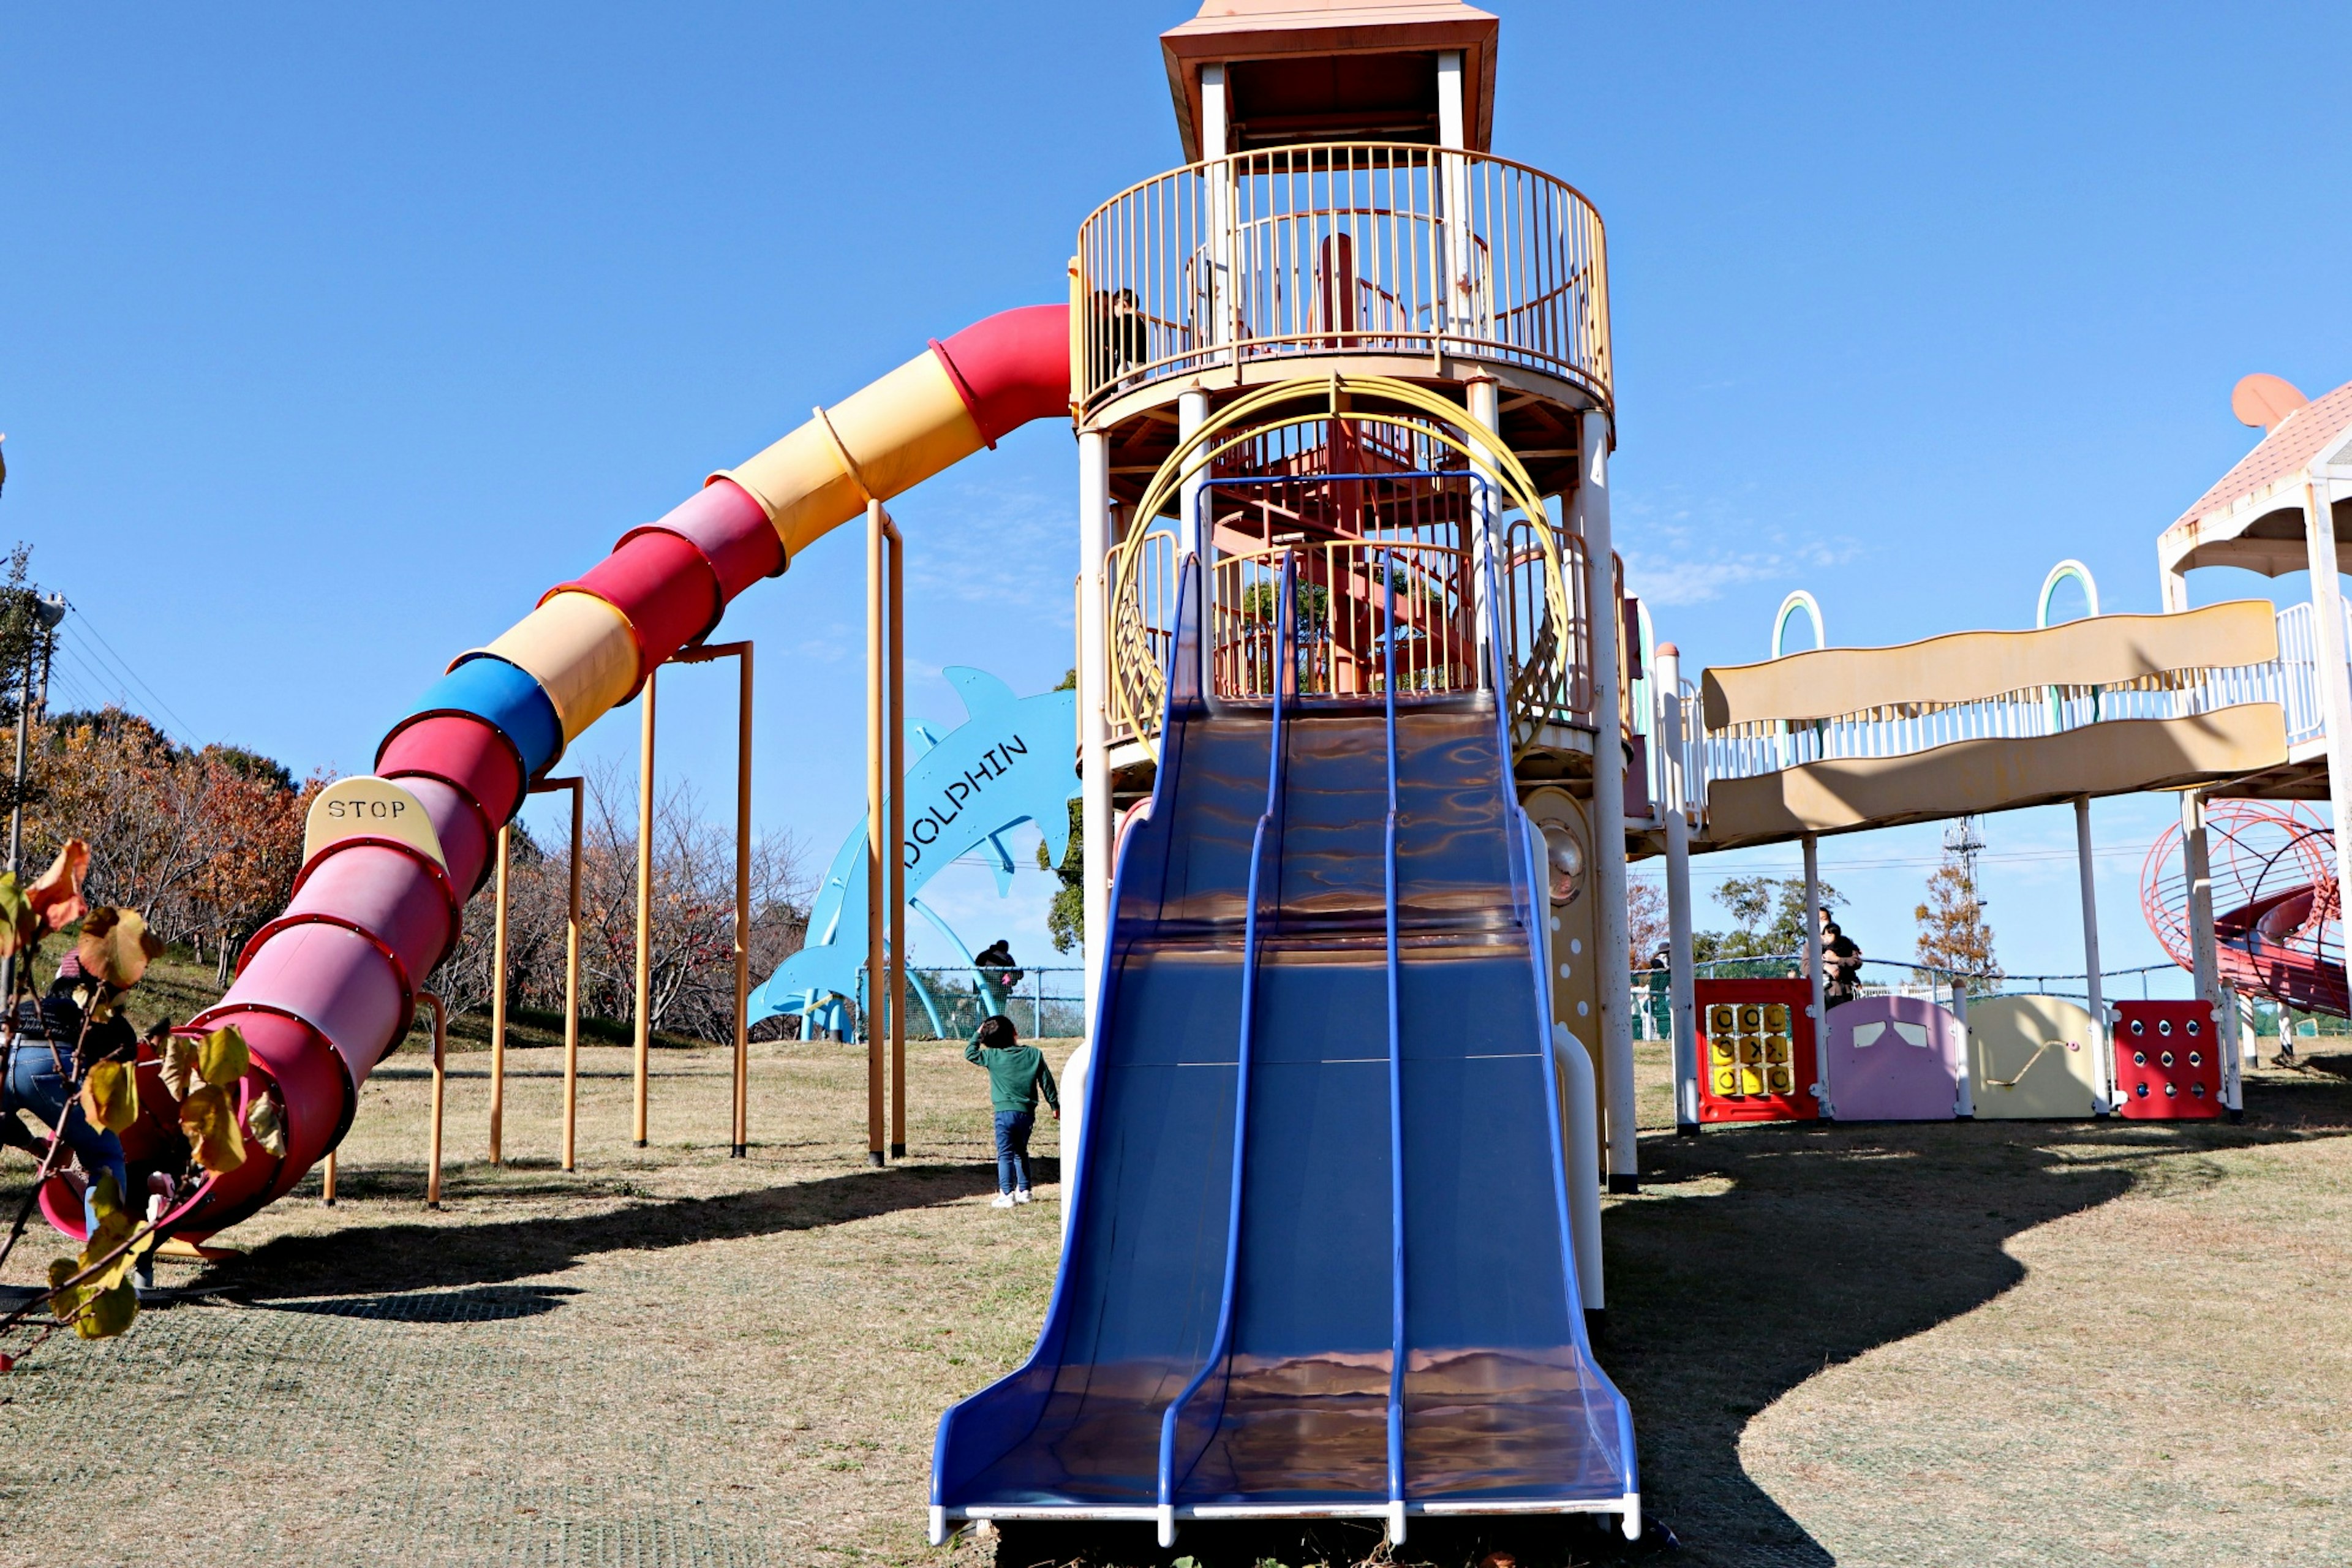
[252,841,457,998]
[641,477,783,596]
[378,712,524,884]
[932,304,1072,446]
[396,774,491,902]
[549,530,720,695]
[220,921,411,1090]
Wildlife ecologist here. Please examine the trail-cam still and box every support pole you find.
[2302,476,2352,965]
[2074,795,2111,1114]
[1950,976,1975,1118]
[1657,644,1701,1134]
[887,518,907,1160]
[1574,409,1638,1193]
[1803,832,1831,1118]
[668,642,757,1157]
[322,1149,337,1205]
[489,822,510,1165]
[527,777,585,1165]
[1078,430,1112,1043]
[1466,377,1499,669]
[423,991,447,1210]
[633,668,657,1147]
[2180,791,2233,1112]
[865,500,888,1167]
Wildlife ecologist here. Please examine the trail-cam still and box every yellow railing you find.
[1077,143,1611,416]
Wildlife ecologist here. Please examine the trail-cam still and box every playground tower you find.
[1074,0,1640,1182]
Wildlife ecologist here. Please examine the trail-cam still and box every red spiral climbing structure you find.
[2141,800,2347,1018]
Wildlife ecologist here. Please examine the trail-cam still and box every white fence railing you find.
[1653,602,2350,825]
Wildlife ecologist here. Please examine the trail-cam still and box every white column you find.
[2074,795,2111,1114]
[1200,65,1234,360]
[1803,832,1831,1118]
[2180,791,2229,1109]
[1657,643,1700,1133]
[1079,431,1112,1035]
[2304,476,2352,967]
[1178,390,1213,701]
[1950,978,1974,1118]
[1435,51,1475,346]
[1574,408,1637,1190]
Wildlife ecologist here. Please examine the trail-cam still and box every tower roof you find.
[2161,377,2352,579]
[1160,0,1500,160]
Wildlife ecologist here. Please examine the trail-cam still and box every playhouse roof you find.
[2160,377,2352,579]
[1160,0,1500,161]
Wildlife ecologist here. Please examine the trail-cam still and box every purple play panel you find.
[1823,995,1962,1121]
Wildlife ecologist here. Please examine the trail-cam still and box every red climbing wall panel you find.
[2112,999,2224,1120]
[1696,978,1819,1123]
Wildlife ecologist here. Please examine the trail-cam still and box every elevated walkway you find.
[1657,600,2305,852]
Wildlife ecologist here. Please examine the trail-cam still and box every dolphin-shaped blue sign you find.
[750,668,1076,1025]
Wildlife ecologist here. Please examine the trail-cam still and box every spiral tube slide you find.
[77,305,1069,1240]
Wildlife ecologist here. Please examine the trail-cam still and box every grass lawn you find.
[2,1000,2348,1567]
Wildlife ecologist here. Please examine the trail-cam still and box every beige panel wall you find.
[1702,600,2279,729]
[1703,703,2288,849]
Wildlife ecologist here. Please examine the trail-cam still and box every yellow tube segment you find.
[472,590,641,744]
[715,349,982,560]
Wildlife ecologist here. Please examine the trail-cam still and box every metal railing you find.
[1656,601,2352,826]
[1077,142,1611,415]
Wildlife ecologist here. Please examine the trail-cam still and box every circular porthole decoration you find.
[2133,1050,2147,1066]
[2188,1050,2203,1067]
[2158,1019,2174,1037]
[2192,1082,2207,1098]
[2161,1051,2175,1068]
[2135,1082,2150,1098]
[2129,1019,2146,1036]
[2187,1019,2201,1036]
[2165,1082,2179,1098]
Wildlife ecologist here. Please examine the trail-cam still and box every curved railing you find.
[1076,143,1611,416]
[1103,377,1596,758]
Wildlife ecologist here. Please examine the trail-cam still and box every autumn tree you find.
[1915,852,2000,980]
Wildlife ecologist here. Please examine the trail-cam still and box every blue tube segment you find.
[404,655,564,779]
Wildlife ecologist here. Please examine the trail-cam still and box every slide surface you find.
[932,566,1635,1536]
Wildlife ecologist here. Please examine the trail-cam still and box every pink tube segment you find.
[225,921,410,1088]
[633,477,782,597]
[397,773,491,900]
[264,842,456,990]
[932,305,1070,445]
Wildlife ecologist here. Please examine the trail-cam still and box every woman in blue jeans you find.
[2,954,144,1275]
[963,1015,1058,1208]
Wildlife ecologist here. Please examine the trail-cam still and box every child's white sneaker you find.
[990,1194,1016,1209]
[1014,1189,1033,1204]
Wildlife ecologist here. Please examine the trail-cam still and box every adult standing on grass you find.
[965,1014,1057,1208]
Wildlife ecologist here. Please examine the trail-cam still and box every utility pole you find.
[3,596,67,1000]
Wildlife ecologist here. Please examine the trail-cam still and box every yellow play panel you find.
[1968,995,2100,1119]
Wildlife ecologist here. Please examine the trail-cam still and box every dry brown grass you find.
[1,1026,2348,1568]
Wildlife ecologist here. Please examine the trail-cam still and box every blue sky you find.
[4,2,2345,984]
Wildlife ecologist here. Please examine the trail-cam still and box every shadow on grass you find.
[1589,1069,2352,1566]
[987,1073,2352,1568]
[191,1159,1012,1302]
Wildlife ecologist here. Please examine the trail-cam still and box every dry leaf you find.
[179,1085,246,1174]
[75,1280,137,1339]
[157,1036,202,1102]
[0,877,29,959]
[244,1091,288,1158]
[77,906,164,989]
[80,1060,138,1134]
[28,838,88,932]
[197,1026,250,1089]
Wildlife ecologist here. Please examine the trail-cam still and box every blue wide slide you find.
[930,558,1636,1543]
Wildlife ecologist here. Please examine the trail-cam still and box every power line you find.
[63,606,206,745]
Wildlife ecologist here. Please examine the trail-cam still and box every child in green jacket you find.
[965,1015,1058,1207]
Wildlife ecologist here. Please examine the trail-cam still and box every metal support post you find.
[2074,796,2111,1113]
[1803,832,1831,1118]
[1078,430,1112,1042]
[887,522,907,1159]
[1656,644,1701,1134]
[2302,477,2352,962]
[633,668,657,1147]
[865,500,889,1166]
[1951,977,1975,1118]
[530,777,585,1168]
[669,642,756,1158]
[1573,407,1638,1191]
[2179,791,2236,1113]
[423,991,447,1210]
[1466,376,1499,673]
[489,822,510,1165]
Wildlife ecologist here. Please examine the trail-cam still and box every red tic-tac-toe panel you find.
[1695,978,1819,1123]
[2112,1000,2223,1120]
